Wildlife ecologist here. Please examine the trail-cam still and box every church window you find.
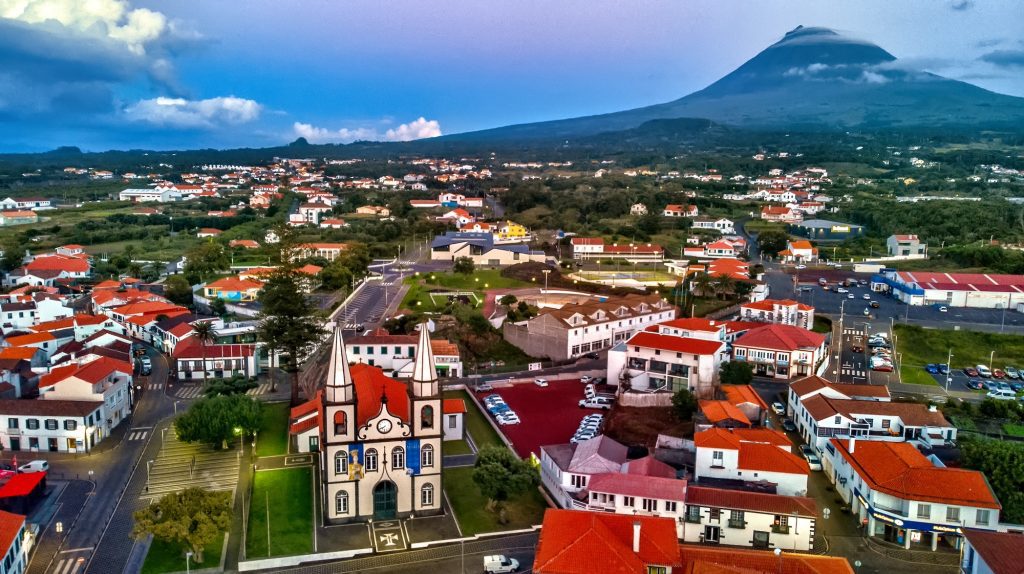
[421,405,434,429]
[334,451,348,475]
[334,411,347,435]
[422,444,434,468]
[421,483,434,506]
[392,446,405,469]
[365,448,378,472]
[335,491,349,514]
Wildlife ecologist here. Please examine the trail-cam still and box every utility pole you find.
[946,348,953,391]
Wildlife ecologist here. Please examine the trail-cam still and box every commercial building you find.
[825,438,1000,552]
[172,340,260,380]
[788,219,865,241]
[873,270,1024,309]
[682,486,817,551]
[429,232,545,267]
[503,293,676,361]
[570,238,665,262]
[738,299,814,330]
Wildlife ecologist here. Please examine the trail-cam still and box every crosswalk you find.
[147,383,162,391]
[174,385,204,399]
[340,322,360,330]
[53,554,86,574]
[380,280,395,287]
[127,429,149,441]
[841,368,867,378]
[843,328,863,336]
[246,383,273,396]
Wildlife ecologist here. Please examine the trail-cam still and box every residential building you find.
[294,243,348,262]
[298,203,333,224]
[720,384,770,426]
[196,228,221,238]
[961,529,1024,574]
[429,232,545,267]
[731,324,827,380]
[678,546,853,573]
[0,510,26,574]
[504,293,676,361]
[664,204,698,217]
[0,399,107,452]
[0,211,39,227]
[1,197,51,210]
[541,435,628,505]
[533,510,681,574]
[694,428,809,496]
[778,240,819,264]
[787,376,954,453]
[692,217,736,234]
[203,277,264,302]
[229,239,260,249]
[887,234,927,257]
[346,329,463,378]
[606,318,726,396]
[118,188,179,202]
[39,357,133,432]
[826,438,1000,552]
[630,203,648,215]
[682,486,817,551]
[760,206,803,223]
[739,299,814,330]
[355,205,391,217]
[569,238,665,262]
[172,339,260,380]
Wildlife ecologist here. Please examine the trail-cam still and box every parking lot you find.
[475,378,598,459]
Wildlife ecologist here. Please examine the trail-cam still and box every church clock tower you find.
[408,323,442,515]
[321,326,358,522]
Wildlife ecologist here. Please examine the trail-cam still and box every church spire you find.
[326,324,354,403]
[411,322,437,397]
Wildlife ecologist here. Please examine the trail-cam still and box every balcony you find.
[728,519,746,529]
[771,524,790,534]
[684,514,702,524]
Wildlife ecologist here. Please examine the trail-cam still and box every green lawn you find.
[1003,423,1024,437]
[443,467,547,536]
[893,325,1024,374]
[255,402,291,457]
[899,366,940,386]
[142,535,223,574]
[246,467,313,558]
[443,390,503,449]
[443,439,473,456]
[402,271,530,311]
[812,315,833,334]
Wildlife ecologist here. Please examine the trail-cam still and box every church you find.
[290,324,457,522]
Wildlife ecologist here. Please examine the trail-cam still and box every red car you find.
[964,367,979,377]
[993,369,1006,379]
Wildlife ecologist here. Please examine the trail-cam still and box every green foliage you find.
[636,210,662,236]
[719,361,754,386]
[671,388,698,421]
[844,197,1024,247]
[258,262,326,404]
[320,243,372,291]
[174,395,263,449]
[498,294,518,307]
[472,446,538,507]
[210,298,227,318]
[183,242,229,283]
[132,488,232,564]
[453,256,476,275]
[960,437,1024,523]
[758,229,789,256]
[202,376,258,398]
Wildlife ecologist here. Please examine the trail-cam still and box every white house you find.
[778,240,818,264]
[39,357,133,434]
[738,299,814,330]
[0,510,26,574]
[0,398,107,453]
[664,204,698,217]
[694,428,809,497]
[119,188,179,203]
[346,330,463,379]
[682,486,817,551]
[731,324,827,380]
[540,435,628,506]
[606,318,726,397]
[692,217,735,234]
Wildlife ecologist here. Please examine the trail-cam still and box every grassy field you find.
[899,366,940,386]
[893,325,1024,372]
[247,467,314,558]
[255,402,291,457]
[443,439,473,456]
[402,271,530,311]
[443,390,503,449]
[442,467,547,536]
[743,220,787,235]
[142,536,223,574]
[1003,423,1024,437]
[812,315,832,334]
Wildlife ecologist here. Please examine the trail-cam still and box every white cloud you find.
[292,117,443,144]
[860,70,889,84]
[124,96,263,128]
[0,0,170,54]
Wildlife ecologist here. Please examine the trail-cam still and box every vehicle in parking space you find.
[782,419,797,432]
[533,378,549,387]
[771,402,785,416]
[976,365,992,378]
[579,396,613,410]
[1011,382,1024,392]
[483,555,519,574]
[964,367,979,377]
[939,364,950,375]
[799,444,815,458]
[583,352,600,359]
[805,453,823,471]
[818,277,828,286]
[18,460,48,473]
[925,364,939,374]
[870,360,893,372]
[870,301,880,308]
[993,369,1006,379]
[966,380,984,390]
[570,433,596,444]
[987,389,1016,401]
[476,382,494,392]
[488,404,511,415]
[497,413,521,425]
[996,382,1012,393]
[580,375,592,384]
[484,394,504,403]
[795,264,806,270]
[939,306,948,313]
[590,377,606,386]
[837,287,848,294]
[847,293,855,299]
[1006,366,1020,380]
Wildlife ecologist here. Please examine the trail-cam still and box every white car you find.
[836,288,848,294]
[497,413,521,425]
[771,402,785,416]
[484,555,520,574]
[580,375,592,384]
[863,294,871,300]
[847,293,855,299]
[795,264,807,270]
[939,306,948,313]
[534,378,549,387]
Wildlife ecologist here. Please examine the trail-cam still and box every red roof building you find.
[694,428,809,496]
[732,324,827,380]
[0,509,25,573]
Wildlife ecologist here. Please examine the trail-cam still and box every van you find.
[987,389,1016,401]
[140,356,152,375]
[579,396,613,410]
[18,460,49,473]
[483,555,519,573]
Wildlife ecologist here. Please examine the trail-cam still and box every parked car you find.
[993,369,1006,379]
[771,402,785,416]
[799,445,815,458]
[938,364,950,375]
[579,397,613,410]
[976,365,992,378]
[847,293,855,299]
[795,264,806,270]
[925,364,939,374]
[580,375,592,384]
[837,288,848,294]
[1011,382,1023,392]
[870,301,880,308]
[966,380,984,390]
[805,453,823,471]
[484,555,520,573]
[938,306,948,313]
[782,419,797,432]
[987,389,1016,401]
[583,352,600,360]
[18,460,48,473]
[476,382,494,392]
[497,413,521,425]
[139,356,152,375]
[964,367,980,377]
[1006,366,1021,380]
[533,378,549,387]
[863,294,871,300]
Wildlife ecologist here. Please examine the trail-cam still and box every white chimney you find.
[848,437,856,453]
[928,405,937,413]
[632,521,641,553]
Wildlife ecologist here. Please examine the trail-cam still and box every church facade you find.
[318,324,444,523]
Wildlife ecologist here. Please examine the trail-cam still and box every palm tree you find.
[712,275,737,301]
[691,272,715,299]
[127,262,143,279]
[190,321,217,387]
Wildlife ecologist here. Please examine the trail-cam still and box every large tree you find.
[671,388,698,421]
[164,274,194,306]
[133,488,232,564]
[719,361,754,386]
[472,446,537,518]
[174,394,263,449]
[183,242,230,284]
[960,437,1024,523]
[757,229,790,257]
[453,256,475,275]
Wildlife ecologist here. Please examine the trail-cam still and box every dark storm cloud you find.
[980,50,1024,69]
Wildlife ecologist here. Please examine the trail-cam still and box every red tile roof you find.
[721,384,769,411]
[733,324,826,351]
[350,363,410,427]
[655,318,726,333]
[0,347,41,361]
[71,356,132,384]
[0,510,23,556]
[5,332,55,346]
[789,375,891,400]
[442,399,466,414]
[627,331,724,356]
[172,340,255,360]
[831,439,1000,509]
[31,314,109,333]
[621,455,676,479]
[685,485,816,517]
[587,473,687,502]
[694,428,791,450]
[962,529,1024,574]
[533,509,682,573]
[699,400,751,426]
[39,364,79,388]
[206,277,264,291]
[738,442,809,475]
[678,546,853,574]
[26,256,89,273]
[742,298,813,312]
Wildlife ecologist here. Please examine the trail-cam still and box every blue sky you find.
[1,0,1022,152]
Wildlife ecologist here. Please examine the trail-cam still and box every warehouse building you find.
[873,270,1024,308]
[788,219,864,241]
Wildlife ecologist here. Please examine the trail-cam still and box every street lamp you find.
[146,459,154,492]
[946,349,954,391]
[186,550,193,574]
[542,269,551,307]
